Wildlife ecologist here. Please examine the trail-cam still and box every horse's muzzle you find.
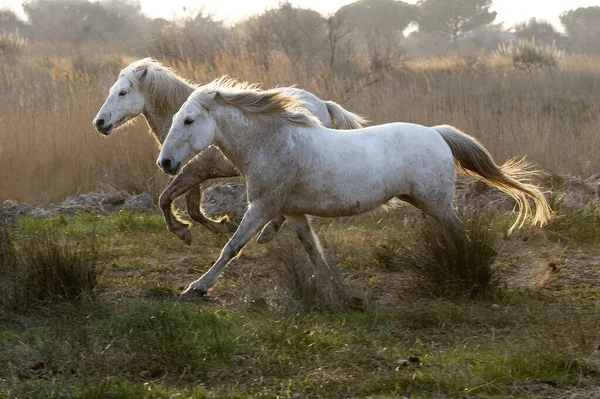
[158,158,180,175]
[95,124,113,135]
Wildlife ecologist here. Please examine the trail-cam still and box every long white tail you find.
[432,125,552,233]
[325,101,368,130]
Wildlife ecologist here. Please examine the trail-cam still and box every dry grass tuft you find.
[384,211,502,299]
[0,223,100,310]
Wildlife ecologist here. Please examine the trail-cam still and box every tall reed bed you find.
[1,52,599,204]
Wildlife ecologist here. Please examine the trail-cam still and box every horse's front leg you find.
[182,148,240,235]
[158,172,198,246]
[158,148,239,245]
[181,202,273,298]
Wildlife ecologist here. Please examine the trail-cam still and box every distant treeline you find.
[2,1,600,65]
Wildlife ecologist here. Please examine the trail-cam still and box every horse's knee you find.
[158,192,172,211]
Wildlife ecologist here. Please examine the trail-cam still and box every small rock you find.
[124,193,154,211]
[491,303,501,309]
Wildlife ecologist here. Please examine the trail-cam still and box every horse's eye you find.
[184,118,194,126]
[118,91,127,96]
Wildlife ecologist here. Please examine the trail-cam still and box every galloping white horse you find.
[92,58,366,245]
[158,79,552,297]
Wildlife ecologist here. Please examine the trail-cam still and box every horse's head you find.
[157,90,217,175]
[92,64,148,135]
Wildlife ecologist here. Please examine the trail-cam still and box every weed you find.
[0,224,100,310]
[392,212,502,299]
[548,203,600,244]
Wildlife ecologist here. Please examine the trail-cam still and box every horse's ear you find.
[136,66,148,82]
[203,91,218,109]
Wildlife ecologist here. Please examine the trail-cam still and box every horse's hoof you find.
[174,228,192,246]
[182,229,192,246]
[223,220,238,233]
[180,285,208,300]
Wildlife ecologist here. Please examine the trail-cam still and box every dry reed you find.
[1,50,599,204]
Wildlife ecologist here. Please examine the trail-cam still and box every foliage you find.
[560,6,600,54]
[417,0,497,44]
[0,31,27,57]
[495,38,564,70]
[337,0,418,35]
[548,203,600,244]
[514,17,564,46]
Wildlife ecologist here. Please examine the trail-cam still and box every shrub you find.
[389,212,502,299]
[0,30,27,57]
[0,223,100,310]
[494,38,564,70]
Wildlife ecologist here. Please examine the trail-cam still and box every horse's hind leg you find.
[256,215,286,244]
[284,214,346,294]
[398,194,466,239]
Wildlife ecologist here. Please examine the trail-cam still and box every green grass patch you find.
[548,203,600,244]
[0,223,100,310]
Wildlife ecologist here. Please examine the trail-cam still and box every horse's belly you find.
[282,191,391,218]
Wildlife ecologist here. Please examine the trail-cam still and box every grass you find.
[547,203,600,245]
[1,293,598,398]
[0,223,100,310]
[1,43,599,396]
[0,211,599,398]
[391,211,503,299]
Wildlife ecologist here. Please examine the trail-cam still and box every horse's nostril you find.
[160,158,172,170]
[95,118,105,127]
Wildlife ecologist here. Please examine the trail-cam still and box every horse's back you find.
[282,122,455,215]
[279,87,331,127]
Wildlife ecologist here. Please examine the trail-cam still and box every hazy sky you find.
[2,0,600,30]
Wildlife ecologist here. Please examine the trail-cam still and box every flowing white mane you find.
[120,58,196,113]
[191,76,321,128]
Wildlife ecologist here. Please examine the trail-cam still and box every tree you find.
[560,7,600,53]
[418,0,496,45]
[334,0,417,72]
[0,10,29,35]
[146,10,227,63]
[234,2,327,66]
[514,18,562,46]
[22,0,146,44]
[326,11,353,69]
[336,0,418,36]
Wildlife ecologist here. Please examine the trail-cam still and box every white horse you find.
[92,58,366,245]
[158,79,552,297]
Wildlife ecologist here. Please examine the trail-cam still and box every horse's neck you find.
[142,106,174,145]
[141,78,195,145]
[213,108,281,172]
